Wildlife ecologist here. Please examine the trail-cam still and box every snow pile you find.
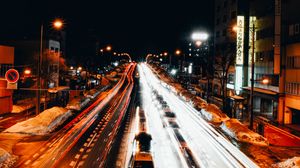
[11,104,34,113]
[66,97,90,111]
[190,96,208,110]
[83,89,100,99]
[200,104,229,124]
[273,157,300,168]
[0,148,10,164]
[220,119,269,146]
[0,147,17,168]
[4,107,71,135]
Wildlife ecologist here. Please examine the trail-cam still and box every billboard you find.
[236,16,245,65]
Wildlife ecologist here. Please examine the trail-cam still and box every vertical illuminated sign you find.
[236,16,245,65]
[235,16,245,94]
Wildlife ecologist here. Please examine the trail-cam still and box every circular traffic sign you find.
[5,69,19,83]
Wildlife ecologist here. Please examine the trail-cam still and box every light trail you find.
[140,63,259,168]
[139,65,189,168]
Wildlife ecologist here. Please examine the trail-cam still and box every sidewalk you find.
[255,117,300,147]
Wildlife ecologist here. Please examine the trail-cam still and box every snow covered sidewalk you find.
[220,119,269,146]
[272,157,300,168]
[4,107,72,135]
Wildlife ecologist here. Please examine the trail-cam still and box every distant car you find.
[168,120,180,128]
[164,111,176,118]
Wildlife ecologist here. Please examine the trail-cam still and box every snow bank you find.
[4,107,71,135]
[66,97,90,111]
[83,89,100,99]
[200,104,229,124]
[273,157,300,168]
[0,148,17,168]
[11,104,34,113]
[220,119,269,146]
[0,148,10,164]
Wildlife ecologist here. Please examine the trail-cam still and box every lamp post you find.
[36,19,64,115]
[121,53,132,62]
[248,23,269,130]
[249,23,255,130]
[146,54,153,63]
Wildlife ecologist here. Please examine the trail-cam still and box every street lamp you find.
[106,45,112,51]
[249,23,256,130]
[146,54,153,63]
[53,19,63,30]
[24,69,31,75]
[36,18,64,115]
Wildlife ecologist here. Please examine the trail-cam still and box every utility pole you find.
[36,24,43,115]
[249,23,255,130]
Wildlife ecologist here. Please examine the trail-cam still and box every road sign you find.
[7,82,17,90]
[5,69,19,83]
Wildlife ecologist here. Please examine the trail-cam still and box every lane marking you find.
[75,154,80,159]
[69,161,76,167]
[33,153,39,158]
[24,160,31,165]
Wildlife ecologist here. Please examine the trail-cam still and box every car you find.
[168,120,180,128]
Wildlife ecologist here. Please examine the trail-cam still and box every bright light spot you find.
[188,63,193,74]
[171,69,177,75]
[191,32,208,41]
[163,52,168,56]
[70,66,74,70]
[261,78,269,85]
[113,62,119,66]
[78,67,82,71]
[159,58,163,62]
[195,41,202,47]
[24,69,31,75]
[233,25,238,32]
[106,45,112,51]
[53,19,63,29]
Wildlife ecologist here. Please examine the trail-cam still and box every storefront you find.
[242,87,279,122]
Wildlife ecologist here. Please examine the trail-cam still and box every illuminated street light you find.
[24,69,31,75]
[106,45,112,51]
[100,49,104,52]
[163,52,168,56]
[37,18,65,115]
[232,25,238,32]
[175,49,181,55]
[70,66,74,70]
[78,66,82,71]
[191,32,209,41]
[53,19,64,30]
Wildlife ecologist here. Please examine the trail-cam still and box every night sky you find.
[0,0,214,61]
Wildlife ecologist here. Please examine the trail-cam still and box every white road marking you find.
[33,153,39,158]
[69,161,76,167]
[75,154,80,159]
[39,147,45,152]
[24,160,31,165]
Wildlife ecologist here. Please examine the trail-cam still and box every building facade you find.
[0,45,14,114]
[213,0,300,127]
